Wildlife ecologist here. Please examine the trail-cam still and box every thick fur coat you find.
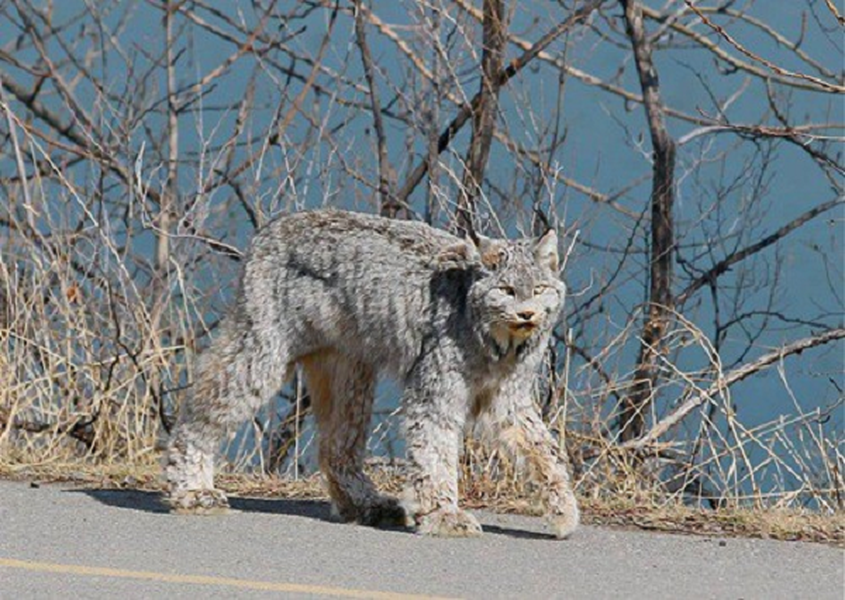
[164,209,579,538]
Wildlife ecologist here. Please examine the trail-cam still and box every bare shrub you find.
[1,0,841,512]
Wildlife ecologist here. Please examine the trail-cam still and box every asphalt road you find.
[0,480,841,599]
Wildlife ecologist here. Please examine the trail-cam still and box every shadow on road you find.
[229,496,333,521]
[481,524,557,541]
[66,488,553,539]
[67,488,171,513]
[66,488,335,522]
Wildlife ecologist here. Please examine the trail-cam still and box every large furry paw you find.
[358,496,407,527]
[168,489,230,515]
[547,503,579,539]
[416,508,483,538]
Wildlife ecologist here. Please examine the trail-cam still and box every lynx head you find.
[462,229,565,361]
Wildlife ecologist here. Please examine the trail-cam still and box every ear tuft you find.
[534,229,559,272]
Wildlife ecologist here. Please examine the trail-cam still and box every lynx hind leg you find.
[164,327,292,514]
[489,396,579,539]
[301,351,405,527]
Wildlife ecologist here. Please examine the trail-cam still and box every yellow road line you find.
[0,558,460,600]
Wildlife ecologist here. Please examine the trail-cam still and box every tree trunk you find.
[457,0,506,237]
[620,0,676,442]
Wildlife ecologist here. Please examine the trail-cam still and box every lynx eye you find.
[499,285,516,297]
[533,284,549,295]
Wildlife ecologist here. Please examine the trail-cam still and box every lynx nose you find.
[517,310,536,321]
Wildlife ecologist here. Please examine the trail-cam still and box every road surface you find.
[0,480,841,599]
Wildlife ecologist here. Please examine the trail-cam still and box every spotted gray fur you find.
[163,209,579,538]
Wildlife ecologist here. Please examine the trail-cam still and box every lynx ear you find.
[534,229,559,272]
[474,235,507,271]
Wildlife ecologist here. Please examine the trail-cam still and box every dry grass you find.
[1,462,841,547]
[2,216,842,548]
[1,240,842,545]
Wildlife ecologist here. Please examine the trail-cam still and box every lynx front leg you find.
[402,368,481,537]
[488,384,579,539]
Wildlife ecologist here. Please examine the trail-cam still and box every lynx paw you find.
[416,508,483,538]
[168,489,230,515]
[358,496,407,527]
[547,504,579,539]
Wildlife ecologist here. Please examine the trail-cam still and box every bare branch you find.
[353,0,398,218]
[396,0,603,205]
[625,328,845,450]
[684,1,844,94]
[677,196,845,306]
[825,0,845,25]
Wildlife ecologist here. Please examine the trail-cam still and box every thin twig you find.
[396,0,603,204]
[684,1,844,94]
[624,328,845,450]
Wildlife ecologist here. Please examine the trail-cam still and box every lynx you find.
[163,209,579,538]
